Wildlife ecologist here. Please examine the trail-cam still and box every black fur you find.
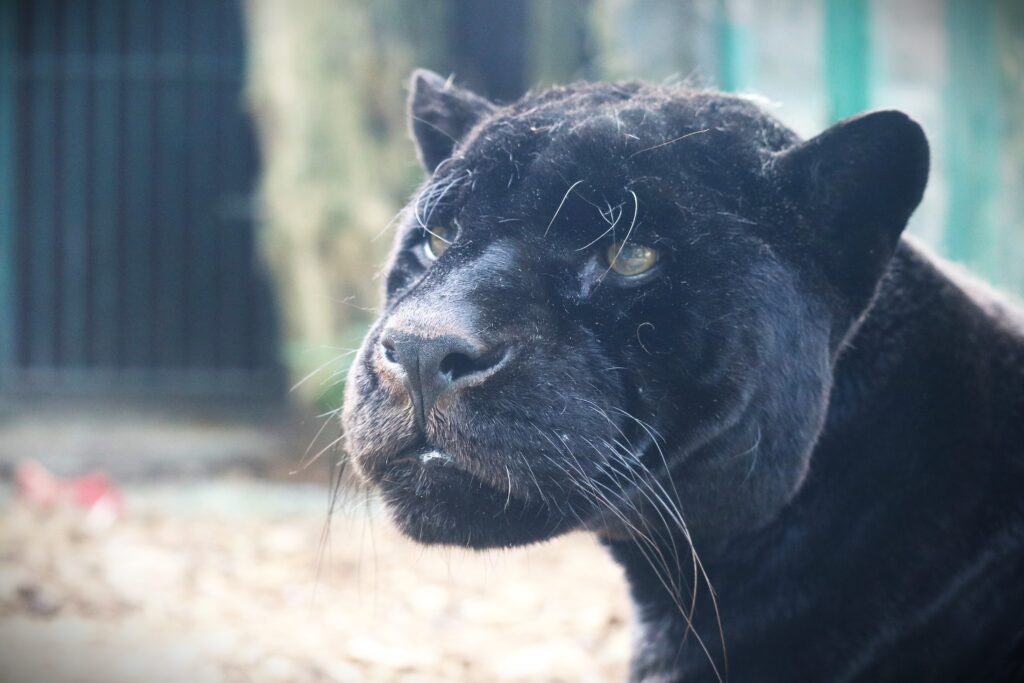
[342,70,1024,681]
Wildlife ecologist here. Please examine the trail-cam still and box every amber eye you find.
[424,226,454,260]
[606,241,658,276]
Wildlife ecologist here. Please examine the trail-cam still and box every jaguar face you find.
[341,71,928,549]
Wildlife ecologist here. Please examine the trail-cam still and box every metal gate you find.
[0,0,282,400]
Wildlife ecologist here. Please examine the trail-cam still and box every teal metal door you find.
[0,0,281,399]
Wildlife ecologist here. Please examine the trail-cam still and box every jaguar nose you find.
[379,330,508,427]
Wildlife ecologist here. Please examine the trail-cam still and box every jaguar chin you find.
[342,70,1024,681]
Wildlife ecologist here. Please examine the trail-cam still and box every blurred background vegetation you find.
[0,0,1022,417]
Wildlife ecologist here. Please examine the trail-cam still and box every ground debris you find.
[0,481,631,682]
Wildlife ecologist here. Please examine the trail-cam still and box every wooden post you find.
[449,0,528,101]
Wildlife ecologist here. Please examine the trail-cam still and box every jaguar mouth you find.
[373,411,661,506]
[371,438,509,501]
[367,438,571,548]
[348,376,656,547]
[379,439,476,483]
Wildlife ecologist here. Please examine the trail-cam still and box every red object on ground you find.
[15,460,124,519]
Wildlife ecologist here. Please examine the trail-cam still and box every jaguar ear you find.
[408,69,495,173]
[772,110,929,297]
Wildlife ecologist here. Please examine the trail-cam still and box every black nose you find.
[379,330,507,427]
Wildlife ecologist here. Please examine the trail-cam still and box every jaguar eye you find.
[606,241,658,276]
[424,226,454,260]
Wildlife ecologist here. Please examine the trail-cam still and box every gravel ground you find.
[0,478,632,683]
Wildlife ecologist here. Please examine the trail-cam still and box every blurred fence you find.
[0,0,281,403]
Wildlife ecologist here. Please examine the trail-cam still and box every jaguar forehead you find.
[385,297,480,341]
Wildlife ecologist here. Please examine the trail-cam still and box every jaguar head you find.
[342,70,928,549]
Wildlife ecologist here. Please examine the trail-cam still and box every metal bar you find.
[91,0,121,368]
[232,0,260,373]
[122,0,155,370]
[824,0,870,121]
[154,0,188,368]
[943,0,1000,279]
[217,0,247,370]
[60,0,91,369]
[996,0,1024,296]
[220,104,250,371]
[186,0,220,368]
[27,0,58,368]
[715,0,751,93]
[0,0,16,387]
[243,122,271,373]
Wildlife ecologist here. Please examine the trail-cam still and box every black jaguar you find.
[342,70,1024,682]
